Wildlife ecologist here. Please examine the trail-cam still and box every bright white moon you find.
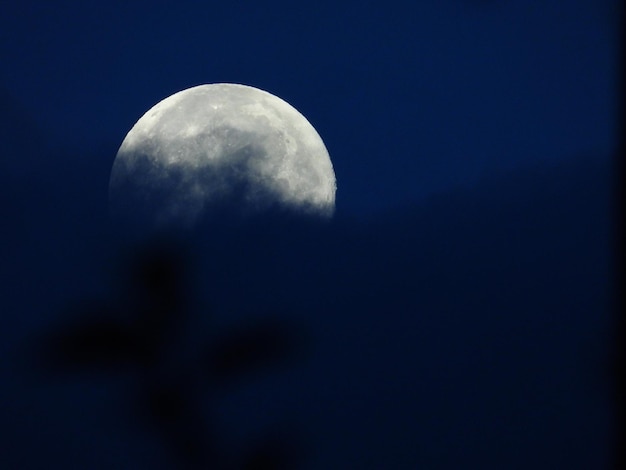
[109,83,336,228]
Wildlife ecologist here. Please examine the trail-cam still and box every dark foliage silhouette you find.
[208,319,306,383]
[36,238,307,469]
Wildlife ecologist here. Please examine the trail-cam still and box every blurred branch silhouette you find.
[35,239,307,469]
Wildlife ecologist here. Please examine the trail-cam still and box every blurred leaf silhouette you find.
[240,433,303,470]
[208,319,306,383]
[36,238,308,469]
[42,313,141,370]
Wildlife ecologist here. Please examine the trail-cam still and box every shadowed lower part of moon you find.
[109,84,336,231]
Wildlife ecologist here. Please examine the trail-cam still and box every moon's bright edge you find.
[109,83,336,229]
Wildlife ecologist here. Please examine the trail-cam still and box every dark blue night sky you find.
[0,0,620,468]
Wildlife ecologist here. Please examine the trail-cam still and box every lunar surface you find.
[109,83,336,229]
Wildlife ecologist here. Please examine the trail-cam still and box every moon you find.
[109,83,336,229]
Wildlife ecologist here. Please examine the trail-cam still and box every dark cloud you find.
[1,141,613,467]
